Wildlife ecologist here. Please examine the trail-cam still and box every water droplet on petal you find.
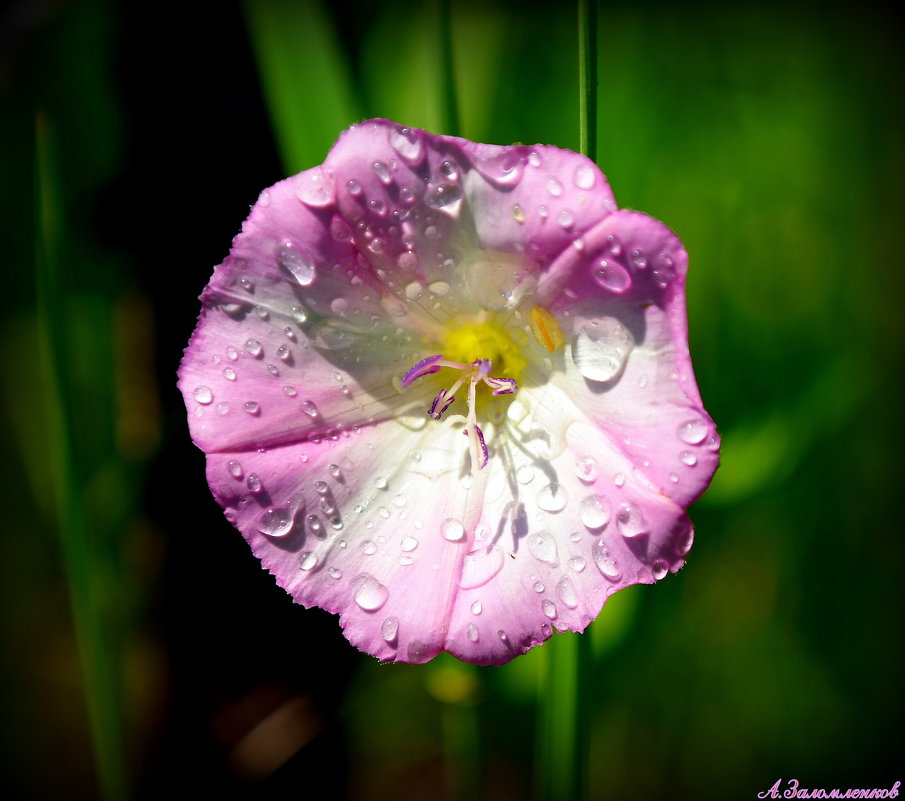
[353,574,389,611]
[247,474,262,493]
[301,400,319,418]
[575,457,599,483]
[361,540,377,555]
[381,616,399,642]
[471,600,483,615]
[542,600,557,619]
[277,242,316,286]
[579,494,611,530]
[571,317,634,383]
[227,460,243,479]
[389,126,424,164]
[372,160,392,184]
[375,476,388,490]
[537,484,567,513]
[291,307,308,325]
[460,545,504,588]
[347,179,363,197]
[429,281,450,297]
[527,531,559,566]
[680,450,698,466]
[592,259,632,294]
[442,518,465,542]
[258,507,293,537]
[401,535,418,552]
[574,164,595,189]
[426,182,463,211]
[516,465,535,485]
[330,298,349,315]
[568,556,587,572]
[652,559,669,581]
[243,401,260,415]
[557,209,574,229]
[631,249,648,270]
[678,418,708,444]
[223,367,236,381]
[547,178,563,197]
[193,386,213,405]
[405,281,423,301]
[592,541,622,580]
[616,503,649,538]
[466,623,479,642]
[557,576,579,609]
[299,551,317,570]
[295,167,334,207]
[328,566,342,580]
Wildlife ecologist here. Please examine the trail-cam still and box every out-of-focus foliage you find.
[1,0,901,799]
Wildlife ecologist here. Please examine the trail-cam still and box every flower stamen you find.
[402,355,518,470]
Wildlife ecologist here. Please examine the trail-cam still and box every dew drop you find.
[516,464,535,485]
[247,474,262,493]
[568,556,587,573]
[579,494,610,530]
[592,541,622,580]
[631,249,648,270]
[375,476,388,490]
[426,183,463,210]
[226,345,239,360]
[680,450,698,466]
[537,484,567,513]
[389,126,423,164]
[570,317,634,383]
[574,164,595,189]
[361,540,377,556]
[372,160,392,184]
[277,242,316,286]
[401,535,418,552]
[592,259,632,294]
[547,178,563,197]
[227,460,243,479]
[314,480,328,494]
[512,204,525,223]
[328,566,342,580]
[466,623,479,642]
[347,179,363,197]
[575,457,599,483]
[291,307,308,325]
[380,616,399,642]
[471,600,483,615]
[442,518,465,542]
[652,559,669,581]
[222,367,236,381]
[527,531,559,566]
[460,546,504,589]
[283,385,297,397]
[258,507,293,537]
[678,418,708,445]
[193,386,213,405]
[330,298,349,315]
[353,574,389,611]
[295,168,334,207]
[405,281,424,301]
[542,600,557,619]
[429,281,450,297]
[243,401,260,415]
[557,576,579,609]
[301,400,319,418]
[299,551,318,571]
[557,209,574,229]
[616,503,649,538]
[328,463,341,478]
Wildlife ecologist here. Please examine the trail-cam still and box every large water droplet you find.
[579,494,611,531]
[527,531,559,566]
[678,418,708,445]
[575,457,599,484]
[557,576,579,609]
[592,259,632,294]
[471,600,483,615]
[570,317,634,382]
[401,535,418,552]
[193,386,213,405]
[651,559,669,581]
[295,167,334,207]
[372,160,392,185]
[680,450,698,466]
[380,616,399,642]
[243,401,260,415]
[466,623,479,642]
[537,484,567,513]
[404,281,423,301]
[361,540,377,555]
[573,164,595,189]
[301,400,319,418]
[258,507,293,538]
[278,242,316,286]
[568,555,587,572]
[442,518,465,542]
[353,574,389,611]
[227,460,243,479]
[592,541,622,580]
[299,551,317,571]
[542,600,557,619]
[516,465,535,485]
[459,545,504,589]
[472,150,524,187]
[389,126,424,164]
[616,503,649,538]
[426,182,463,211]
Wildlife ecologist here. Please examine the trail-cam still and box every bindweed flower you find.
[178,119,719,665]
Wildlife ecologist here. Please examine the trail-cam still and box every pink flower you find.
[178,119,719,665]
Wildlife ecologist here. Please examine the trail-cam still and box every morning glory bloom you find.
[178,119,719,665]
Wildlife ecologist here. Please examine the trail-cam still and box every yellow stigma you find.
[443,317,528,380]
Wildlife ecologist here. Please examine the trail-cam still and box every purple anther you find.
[429,389,456,420]
[471,358,493,377]
[472,424,490,469]
[486,376,518,396]
[402,354,444,387]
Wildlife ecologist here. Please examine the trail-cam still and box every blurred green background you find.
[2,0,902,799]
